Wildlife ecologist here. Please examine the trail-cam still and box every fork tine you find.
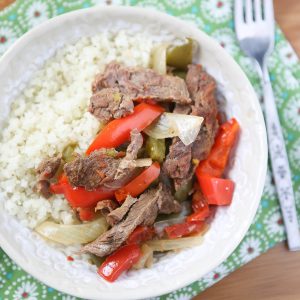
[254,0,262,20]
[263,0,274,21]
[245,0,253,23]
[234,0,244,24]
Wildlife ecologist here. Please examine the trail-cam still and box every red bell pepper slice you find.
[186,186,210,222]
[50,180,114,208]
[196,118,240,178]
[86,103,164,154]
[115,162,161,203]
[98,244,141,282]
[126,226,155,245]
[78,207,95,221]
[165,221,205,239]
[197,176,235,206]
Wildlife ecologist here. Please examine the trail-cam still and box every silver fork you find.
[234,0,300,251]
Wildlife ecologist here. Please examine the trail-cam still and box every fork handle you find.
[262,64,300,251]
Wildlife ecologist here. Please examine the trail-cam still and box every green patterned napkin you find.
[0,1,299,299]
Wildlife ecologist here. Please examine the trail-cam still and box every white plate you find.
[0,6,267,300]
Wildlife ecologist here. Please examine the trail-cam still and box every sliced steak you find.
[64,149,119,191]
[35,155,62,199]
[115,129,143,180]
[35,180,52,199]
[90,62,192,122]
[158,183,181,214]
[164,64,219,191]
[36,156,61,181]
[186,64,219,161]
[81,183,180,257]
[64,130,143,191]
[95,199,119,217]
[89,87,134,123]
[106,195,138,226]
[163,138,192,179]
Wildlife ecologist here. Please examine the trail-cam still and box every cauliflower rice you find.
[0,31,156,228]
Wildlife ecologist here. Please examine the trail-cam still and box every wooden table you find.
[195,1,300,299]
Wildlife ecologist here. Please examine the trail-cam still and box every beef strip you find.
[36,156,61,181]
[163,138,192,179]
[157,183,181,214]
[95,199,119,217]
[164,64,219,190]
[64,149,119,191]
[106,195,138,226]
[35,155,62,199]
[89,87,134,123]
[81,183,181,257]
[35,180,52,199]
[187,64,219,161]
[64,130,143,191]
[114,129,143,180]
[89,62,191,122]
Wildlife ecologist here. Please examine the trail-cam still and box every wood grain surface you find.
[195,1,300,299]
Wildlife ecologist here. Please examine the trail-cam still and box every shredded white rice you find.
[0,31,156,229]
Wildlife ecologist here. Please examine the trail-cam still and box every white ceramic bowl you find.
[0,6,267,300]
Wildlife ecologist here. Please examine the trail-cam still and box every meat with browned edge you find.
[106,195,138,226]
[64,130,143,191]
[187,64,219,161]
[95,199,119,217]
[164,64,218,189]
[89,62,191,122]
[89,87,134,123]
[81,183,181,257]
[35,155,62,198]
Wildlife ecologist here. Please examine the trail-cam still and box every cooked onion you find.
[132,244,153,270]
[35,218,108,245]
[150,43,169,75]
[146,234,204,252]
[144,113,203,146]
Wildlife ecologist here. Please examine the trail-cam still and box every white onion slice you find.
[144,113,203,146]
[150,43,169,75]
[146,234,204,252]
[35,218,108,245]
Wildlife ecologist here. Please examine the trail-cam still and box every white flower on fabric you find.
[0,26,17,55]
[62,295,77,300]
[200,0,232,24]
[289,138,300,170]
[277,69,299,90]
[277,41,298,67]
[26,1,49,27]
[264,210,285,237]
[283,93,300,131]
[179,13,205,30]
[13,281,39,300]
[239,237,261,263]
[166,286,195,300]
[136,0,166,11]
[165,0,195,9]
[211,28,239,56]
[202,264,229,286]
